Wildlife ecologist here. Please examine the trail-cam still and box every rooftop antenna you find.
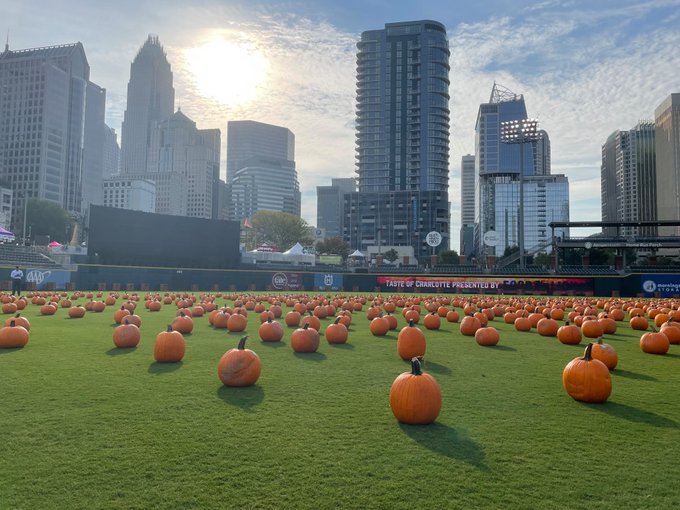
[4,30,9,52]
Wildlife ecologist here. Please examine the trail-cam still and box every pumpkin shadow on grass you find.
[106,347,137,356]
[328,342,354,350]
[418,360,451,375]
[486,344,516,352]
[148,361,183,374]
[217,385,264,410]
[662,352,680,359]
[0,347,24,355]
[293,352,327,362]
[585,401,678,428]
[399,423,488,470]
[611,369,656,381]
[260,340,287,348]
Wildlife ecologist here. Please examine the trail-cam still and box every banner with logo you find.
[271,272,303,291]
[314,273,343,291]
[25,268,72,290]
[641,275,680,297]
[375,275,593,294]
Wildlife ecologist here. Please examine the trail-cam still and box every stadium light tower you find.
[500,119,540,268]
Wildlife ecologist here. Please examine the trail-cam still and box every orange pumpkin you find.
[630,316,649,331]
[557,322,582,345]
[0,320,29,348]
[537,318,559,337]
[172,312,194,334]
[369,316,389,337]
[389,358,441,425]
[291,323,320,353]
[325,317,348,344]
[113,319,141,348]
[514,316,532,332]
[660,320,680,344]
[581,318,604,339]
[154,325,185,362]
[259,317,284,342]
[423,312,441,331]
[591,337,618,370]
[460,315,481,336]
[218,336,261,386]
[475,326,500,346]
[226,312,247,332]
[640,329,670,355]
[445,310,460,323]
[562,343,612,403]
[397,320,426,360]
[4,313,30,331]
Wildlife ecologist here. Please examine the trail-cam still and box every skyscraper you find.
[460,155,475,258]
[346,20,451,259]
[601,122,657,236]
[226,120,299,220]
[120,35,174,175]
[474,83,568,257]
[655,93,680,236]
[0,42,106,235]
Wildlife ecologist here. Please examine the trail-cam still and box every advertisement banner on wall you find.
[314,273,343,291]
[271,272,303,291]
[375,275,593,294]
[641,274,680,297]
[25,268,72,290]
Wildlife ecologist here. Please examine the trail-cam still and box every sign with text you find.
[375,275,593,294]
[25,269,72,290]
[271,272,303,291]
[314,273,343,291]
[641,274,680,297]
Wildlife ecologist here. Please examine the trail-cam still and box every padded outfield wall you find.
[59,264,675,298]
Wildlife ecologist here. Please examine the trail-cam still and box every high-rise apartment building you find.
[0,42,106,234]
[317,178,355,239]
[655,93,680,236]
[601,122,657,237]
[460,154,475,257]
[474,83,568,257]
[226,120,299,220]
[120,36,174,175]
[346,20,451,259]
[102,125,120,179]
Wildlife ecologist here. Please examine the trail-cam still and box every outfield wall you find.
[1,264,675,297]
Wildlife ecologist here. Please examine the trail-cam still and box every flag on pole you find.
[243,217,253,229]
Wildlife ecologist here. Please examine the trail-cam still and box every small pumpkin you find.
[113,318,141,348]
[154,325,185,362]
[423,312,441,331]
[537,318,559,337]
[591,337,618,370]
[291,323,320,353]
[562,343,612,403]
[397,320,426,360]
[475,325,500,346]
[389,357,442,425]
[218,336,261,386]
[259,317,284,342]
[557,321,582,345]
[0,320,29,348]
[171,311,194,334]
[4,313,29,331]
[640,328,670,355]
[369,316,389,337]
[325,317,348,344]
[460,315,481,336]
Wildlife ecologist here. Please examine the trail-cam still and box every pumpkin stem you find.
[410,357,423,375]
[238,336,248,349]
[583,343,594,361]
[15,313,20,318]
[334,316,342,324]
[9,319,16,327]
[408,319,415,327]
[166,325,173,332]
[267,317,273,323]
[303,323,310,330]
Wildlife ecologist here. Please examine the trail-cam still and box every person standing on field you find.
[10,266,23,296]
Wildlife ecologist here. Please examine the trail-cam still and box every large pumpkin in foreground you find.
[154,325,186,362]
[389,357,441,425]
[0,320,29,348]
[218,336,261,387]
[562,343,611,403]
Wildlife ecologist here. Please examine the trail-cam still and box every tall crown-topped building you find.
[344,20,451,260]
[120,35,174,175]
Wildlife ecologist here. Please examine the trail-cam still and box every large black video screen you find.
[88,205,240,269]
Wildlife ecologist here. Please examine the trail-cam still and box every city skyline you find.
[4,0,680,250]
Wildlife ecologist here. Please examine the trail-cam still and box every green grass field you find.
[1,292,679,509]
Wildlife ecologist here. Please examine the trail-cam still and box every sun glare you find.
[186,39,268,106]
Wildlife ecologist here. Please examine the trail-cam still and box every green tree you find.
[438,249,459,265]
[251,210,313,252]
[315,237,350,260]
[26,198,73,243]
[383,248,399,263]
[533,252,551,266]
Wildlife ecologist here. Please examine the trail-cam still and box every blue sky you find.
[4,0,680,250]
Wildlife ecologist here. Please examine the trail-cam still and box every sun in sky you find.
[185,38,269,107]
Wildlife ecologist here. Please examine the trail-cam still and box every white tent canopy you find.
[284,242,306,255]
[349,249,365,258]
